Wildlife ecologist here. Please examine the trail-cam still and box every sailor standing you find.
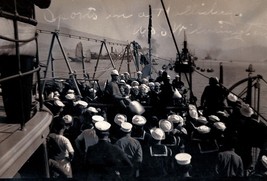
[47,117,75,178]
[104,69,130,121]
[143,127,172,179]
[115,122,143,178]
[85,121,133,180]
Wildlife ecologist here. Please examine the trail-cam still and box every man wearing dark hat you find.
[115,122,143,178]
[85,121,133,180]
[201,76,227,116]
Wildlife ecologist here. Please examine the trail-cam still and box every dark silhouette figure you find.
[201,77,226,116]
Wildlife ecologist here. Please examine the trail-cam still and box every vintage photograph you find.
[0,0,267,180]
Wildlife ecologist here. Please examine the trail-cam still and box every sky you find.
[35,0,267,61]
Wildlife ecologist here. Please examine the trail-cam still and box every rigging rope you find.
[261,77,267,85]
[0,33,38,43]
[37,29,128,47]
[194,69,210,79]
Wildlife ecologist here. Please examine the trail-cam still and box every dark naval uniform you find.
[85,139,133,180]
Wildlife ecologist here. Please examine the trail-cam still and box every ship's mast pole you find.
[148,5,152,77]
[127,44,131,75]
[160,0,194,102]
[160,0,181,59]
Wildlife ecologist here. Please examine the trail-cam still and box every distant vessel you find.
[69,42,91,62]
[152,59,158,65]
[174,30,195,73]
[204,53,212,60]
[85,49,91,62]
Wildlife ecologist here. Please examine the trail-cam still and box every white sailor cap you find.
[47,92,54,100]
[54,100,65,107]
[196,116,208,125]
[87,106,98,113]
[131,81,139,87]
[114,114,127,126]
[168,114,184,126]
[180,127,188,135]
[154,82,161,87]
[159,119,173,132]
[150,127,165,140]
[92,115,105,123]
[63,115,73,124]
[227,93,238,102]
[120,122,132,133]
[137,71,142,75]
[216,111,229,118]
[132,115,147,126]
[175,153,192,165]
[148,82,155,87]
[129,101,145,115]
[65,93,75,100]
[261,155,267,169]
[213,122,226,131]
[120,80,126,85]
[95,121,111,131]
[196,125,211,134]
[89,88,97,93]
[74,100,88,108]
[53,96,60,101]
[141,78,149,84]
[54,91,60,96]
[240,104,254,118]
[67,89,75,94]
[189,109,198,119]
[208,115,220,122]
[125,84,132,90]
[188,104,197,110]
[132,85,139,90]
[111,69,119,76]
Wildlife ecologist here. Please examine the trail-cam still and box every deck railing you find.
[0,9,44,129]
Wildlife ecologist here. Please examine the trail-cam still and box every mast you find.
[160,0,181,59]
[160,0,194,103]
[148,5,152,77]
[183,30,187,56]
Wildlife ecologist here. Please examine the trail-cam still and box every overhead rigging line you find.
[37,29,128,47]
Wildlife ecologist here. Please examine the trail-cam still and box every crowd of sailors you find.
[1,1,266,179]
[40,69,267,180]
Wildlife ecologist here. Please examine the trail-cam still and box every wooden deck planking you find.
[0,124,20,143]
[0,108,53,178]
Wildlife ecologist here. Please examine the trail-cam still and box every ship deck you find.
[0,95,53,178]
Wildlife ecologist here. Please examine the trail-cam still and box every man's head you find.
[111,69,119,81]
[94,121,111,139]
[120,122,133,135]
[209,77,219,86]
